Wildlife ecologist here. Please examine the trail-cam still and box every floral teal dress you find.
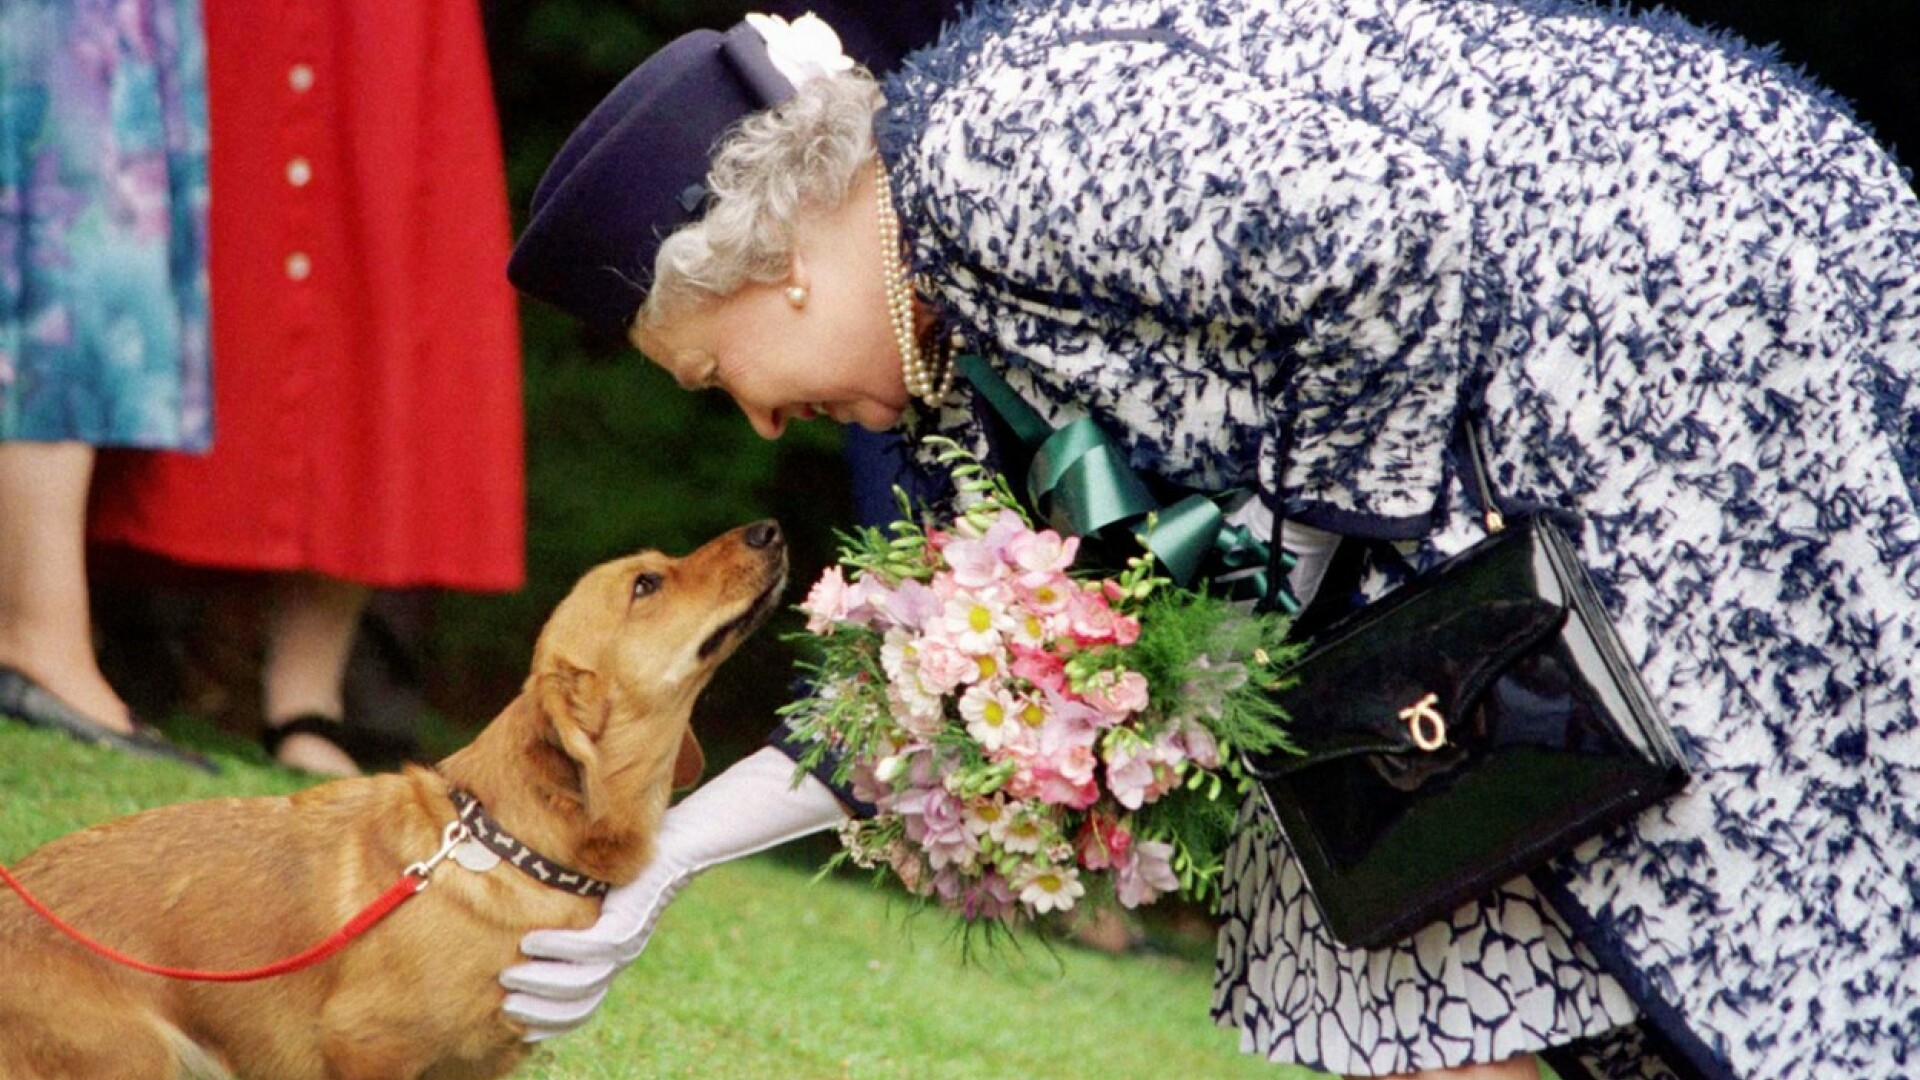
[1,0,211,449]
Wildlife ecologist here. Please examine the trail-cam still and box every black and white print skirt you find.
[1209,802,1643,1077]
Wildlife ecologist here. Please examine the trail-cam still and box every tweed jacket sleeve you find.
[882,20,1474,536]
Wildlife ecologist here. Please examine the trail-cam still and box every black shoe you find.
[263,712,426,774]
[0,664,219,774]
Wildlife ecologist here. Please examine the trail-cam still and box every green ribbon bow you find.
[957,354,1297,612]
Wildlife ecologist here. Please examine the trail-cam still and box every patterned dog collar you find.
[446,788,611,899]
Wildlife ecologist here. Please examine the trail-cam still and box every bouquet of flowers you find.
[781,440,1300,927]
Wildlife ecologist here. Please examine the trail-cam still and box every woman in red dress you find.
[90,0,525,775]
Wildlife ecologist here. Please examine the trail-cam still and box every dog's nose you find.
[744,519,782,549]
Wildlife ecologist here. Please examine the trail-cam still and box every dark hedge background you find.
[433,1,1917,762]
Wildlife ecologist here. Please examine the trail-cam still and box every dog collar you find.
[446,788,611,899]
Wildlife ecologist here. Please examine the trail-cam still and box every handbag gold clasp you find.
[1399,693,1448,751]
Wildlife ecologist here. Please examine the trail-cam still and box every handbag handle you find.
[1257,415,1504,615]
[1461,421,1506,535]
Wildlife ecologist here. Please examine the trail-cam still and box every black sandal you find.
[263,713,426,773]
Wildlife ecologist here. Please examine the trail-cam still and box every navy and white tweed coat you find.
[873,0,1920,1076]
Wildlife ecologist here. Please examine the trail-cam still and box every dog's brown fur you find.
[0,522,787,1080]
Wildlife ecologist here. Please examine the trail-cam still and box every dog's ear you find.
[537,660,609,819]
[671,729,705,791]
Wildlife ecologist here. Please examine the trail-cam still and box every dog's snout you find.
[744,519,782,550]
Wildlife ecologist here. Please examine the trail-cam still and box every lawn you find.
[0,721,1321,1080]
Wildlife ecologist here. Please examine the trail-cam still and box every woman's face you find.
[631,165,908,440]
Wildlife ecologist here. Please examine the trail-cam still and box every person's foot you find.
[0,663,219,773]
[0,647,134,736]
[263,714,362,778]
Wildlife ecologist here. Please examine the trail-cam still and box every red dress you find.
[90,0,525,592]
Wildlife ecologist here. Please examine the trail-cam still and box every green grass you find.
[0,721,1322,1080]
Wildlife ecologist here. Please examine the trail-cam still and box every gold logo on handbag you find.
[1399,692,1448,751]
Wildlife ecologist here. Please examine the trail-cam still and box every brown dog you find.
[0,521,787,1080]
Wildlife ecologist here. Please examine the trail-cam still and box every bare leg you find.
[1357,1055,1541,1080]
[0,441,133,734]
[261,571,370,777]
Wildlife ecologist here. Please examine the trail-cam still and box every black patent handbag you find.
[1246,424,1690,950]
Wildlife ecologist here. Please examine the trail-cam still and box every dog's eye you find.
[631,572,663,599]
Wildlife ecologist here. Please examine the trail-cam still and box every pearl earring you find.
[785,285,809,309]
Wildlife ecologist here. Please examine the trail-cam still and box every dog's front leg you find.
[322,1030,438,1080]
[319,997,529,1080]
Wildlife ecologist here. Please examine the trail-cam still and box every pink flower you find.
[1151,726,1194,772]
[1094,583,1143,645]
[1178,719,1221,770]
[915,638,977,695]
[1081,668,1151,719]
[845,575,897,626]
[931,865,967,904]
[878,577,942,630]
[801,566,899,631]
[1015,571,1076,618]
[1036,687,1105,749]
[942,533,1004,590]
[939,511,1026,587]
[1006,527,1079,585]
[1101,731,1186,810]
[1065,586,1126,645]
[1008,740,1099,810]
[958,871,1018,922]
[1102,741,1158,810]
[800,566,852,633]
[1076,814,1133,871]
[849,759,890,807]
[898,783,977,870]
[923,832,979,872]
[1009,645,1068,695]
[1115,840,1180,908]
[977,509,1030,556]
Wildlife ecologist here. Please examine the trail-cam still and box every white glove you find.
[1277,519,1341,608]
[1221,499,1342,610]
[500,746,848,1041]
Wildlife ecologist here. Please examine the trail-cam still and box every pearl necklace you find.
[874,158,955,407]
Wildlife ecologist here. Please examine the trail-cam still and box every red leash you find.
[0,821,467,983]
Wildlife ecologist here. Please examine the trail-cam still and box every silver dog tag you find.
[451,838,502,874]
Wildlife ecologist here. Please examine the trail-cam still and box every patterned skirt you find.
[0,0,211,449]
[1211,802,1644,1077]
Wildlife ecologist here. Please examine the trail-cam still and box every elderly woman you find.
[500,3,1920,1078]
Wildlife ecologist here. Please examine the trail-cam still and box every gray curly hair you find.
[636,69,885,329]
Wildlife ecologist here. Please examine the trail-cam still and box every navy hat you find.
[508,21,807,335]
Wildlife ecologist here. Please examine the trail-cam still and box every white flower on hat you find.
[745,11,855,89]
